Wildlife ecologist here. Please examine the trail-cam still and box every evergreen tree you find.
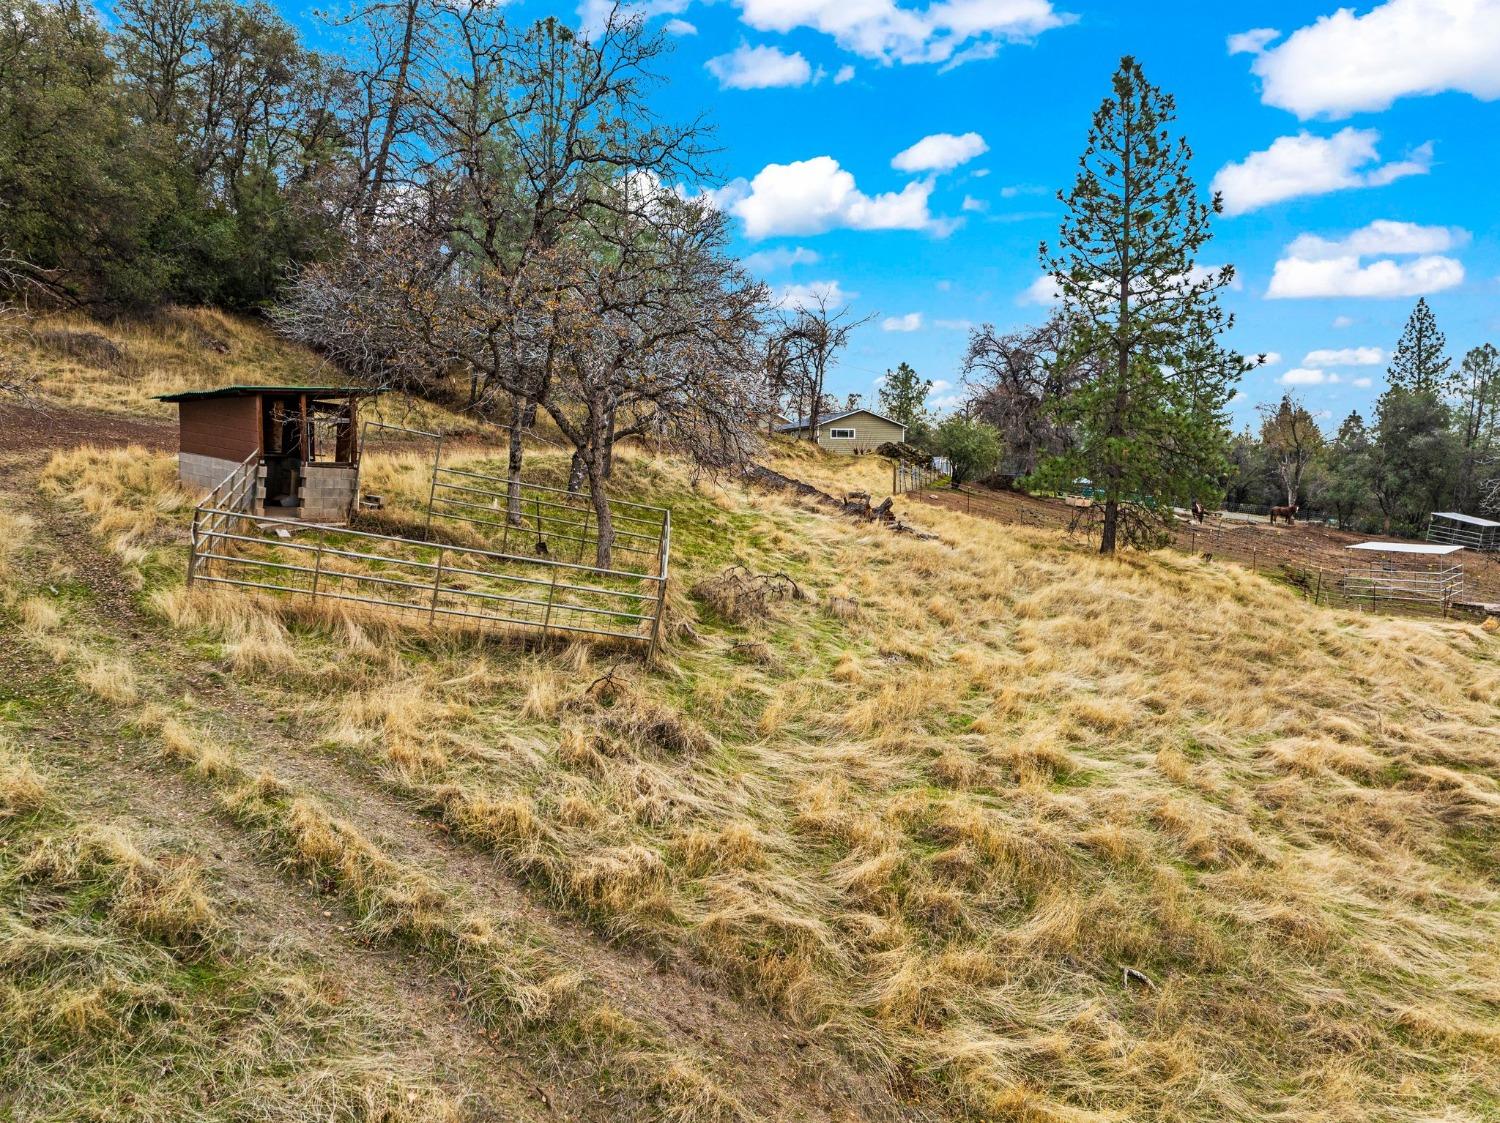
[878,361,932,429]
[1367,388,1458,534]
[1454,343,1499,510]
[1387,298,1451,395]
[1036,56,1245,553]
[1321,411,1372,530]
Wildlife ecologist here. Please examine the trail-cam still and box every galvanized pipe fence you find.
[186,427,672,654]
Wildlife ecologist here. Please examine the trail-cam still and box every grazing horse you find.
[1269,502,1299,526]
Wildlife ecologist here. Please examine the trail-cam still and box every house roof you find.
[1346,541,1465,555]
[776,408,907,434]
[153,385,378,403]
[1430,511,1500,527]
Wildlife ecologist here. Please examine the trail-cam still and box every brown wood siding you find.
[178,396,261,461]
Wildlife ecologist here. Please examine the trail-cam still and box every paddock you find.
[1426,511,1500,551]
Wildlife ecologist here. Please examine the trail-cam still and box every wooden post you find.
[311,542,325,598]
[1313,567,1323,605]
[892,461,898,497]
[428,547,445,625]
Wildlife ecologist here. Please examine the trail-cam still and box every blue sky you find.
[348,0,1500,428]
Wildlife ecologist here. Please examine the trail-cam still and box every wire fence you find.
[898,475,1474,617]
[892,462,946,495]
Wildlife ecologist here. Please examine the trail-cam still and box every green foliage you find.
[1367,388,1459,534]
[1036,56,1244,552]
[1317,412,1372,530]
[877,361,932,430]
[1258,395,1323,506]
[1387,298,1451,395]
[0,0,347,311]
[933,415,1001,486]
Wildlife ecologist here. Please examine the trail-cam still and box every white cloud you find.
[1332,315,1356,328]
[882,312,923,331]
[730,155,950,238]
[1021,264,1239,305]
[934,317,973,330]
[892,131,989,172]
[773,279,853,309]
[579,0,689,34]
[1227,27,1280,54]
[1212,129,1432,215]
[1259,351,1283,366]
[706,43,815,89]
[741,245,821,272]
[731,0,1071,68]
[1266,220,1469,299]
[1351,376,1374,388]
[1281,367,1330,385]
[834,64,855,83]
[961,194,987,212]
[1304,346,1383,365]
[1249,0,1500,118]
[664,18,697,34]
[999,183,1045,197]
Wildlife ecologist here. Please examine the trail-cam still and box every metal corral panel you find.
[1347,541,1464,555]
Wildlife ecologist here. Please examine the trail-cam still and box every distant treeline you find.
[1,0,387,310]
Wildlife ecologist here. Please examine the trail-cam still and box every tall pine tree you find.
[878,361,932,429]
[1037,56,1245,553]
[1387,298,1451,394]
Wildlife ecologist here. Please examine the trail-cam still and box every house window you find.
[829,428,856,439]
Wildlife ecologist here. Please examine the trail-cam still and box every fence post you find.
[540,565,559,645]
[423,433,444,537]
[648,509,671,663]
[892,461,898,497]
[1313,567,1322,605]
[428,547,445,625]
[187,508,201,586]
[578,508,591,564]
[311,542,325,599]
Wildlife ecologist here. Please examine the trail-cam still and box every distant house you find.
[776,408,907,454]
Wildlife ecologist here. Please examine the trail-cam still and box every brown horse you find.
[1269,502,1299,525]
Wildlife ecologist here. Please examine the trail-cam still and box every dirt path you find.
[4,440,920,1122]
[1,401,174,455]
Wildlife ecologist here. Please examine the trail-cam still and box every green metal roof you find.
[153,384,378,403]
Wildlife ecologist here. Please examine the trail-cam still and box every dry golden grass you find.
[0,742,463,1122]
[12,307,480,434]
[33,420,1500,1122]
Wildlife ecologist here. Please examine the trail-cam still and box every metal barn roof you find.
[1346,541,1465,555]
[1430,511,1500,527]
[153,385,376,403]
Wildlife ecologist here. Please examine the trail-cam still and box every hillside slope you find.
[3,319,1499,1122]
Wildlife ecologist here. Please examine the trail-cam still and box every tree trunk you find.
[566,450,585,495]
[602,405,617,479]
[506,392,525,526]
[586,452,614,570]
[1100,498,1119,555]
[363,0,418,223]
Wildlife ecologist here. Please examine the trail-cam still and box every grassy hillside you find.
[3,318,1499,1122]
[12,307,480,435]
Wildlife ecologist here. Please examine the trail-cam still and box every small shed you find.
[1426,511,1500,550]
[776,408,907,454]
[155,385,377,522]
